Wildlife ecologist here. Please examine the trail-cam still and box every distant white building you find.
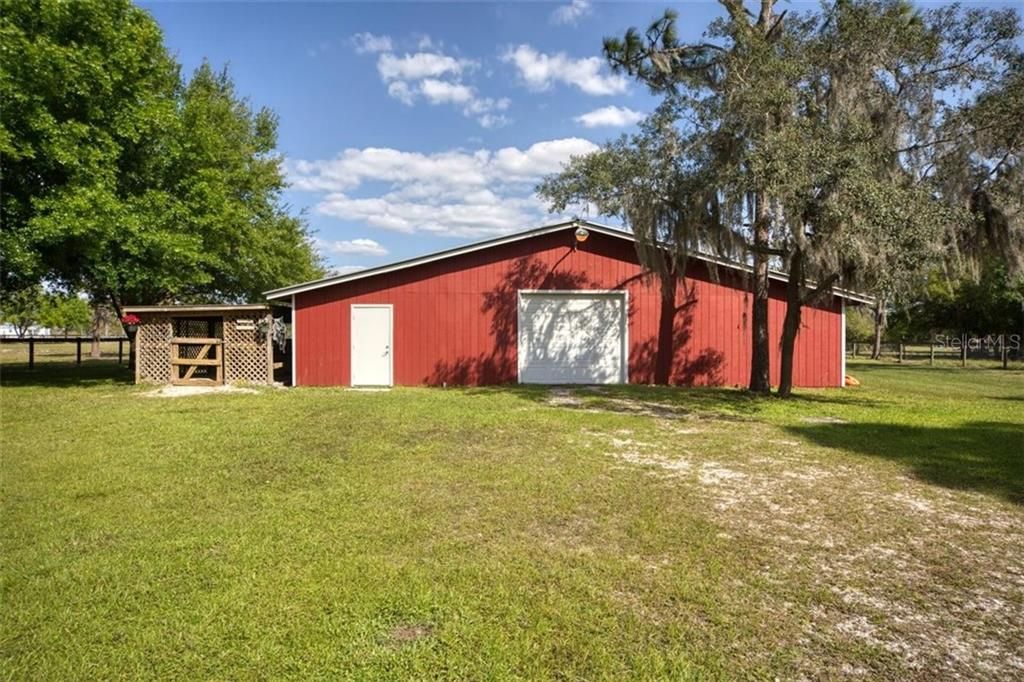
[0,323,53,337]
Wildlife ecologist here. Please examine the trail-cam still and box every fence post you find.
[929,342,935,366]
[898,340,904,363]
[1003,335,1009,370]
[961,340,967,367]
[28,338,35,370]
[118,339,124,365]
[76,338,82,365]
[853,342,858,357]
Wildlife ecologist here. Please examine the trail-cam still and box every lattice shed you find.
[124,305,283,386]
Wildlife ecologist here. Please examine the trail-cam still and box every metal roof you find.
[263,219,874,305]
[123,304,271,315]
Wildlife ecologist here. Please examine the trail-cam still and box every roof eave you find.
[123,304,272,314]
[265,219,873,304]
[263,219,617,300]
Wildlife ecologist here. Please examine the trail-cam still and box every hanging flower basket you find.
[121,313,141,335]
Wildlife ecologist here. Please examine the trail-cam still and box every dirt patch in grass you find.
[387,623,434,646]
[141,384,260,398]
[582,428,693,475]
[565,391,1024,680]
[546,388,584,407]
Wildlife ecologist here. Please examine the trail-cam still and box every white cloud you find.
[390,80,510,126]
[387,81,415,106]
[491,138,598,177]
[351,32,392,54]
[574,105,645,128]
[502,44,627,96]
[356,40,504,128]
[288,137,599,238]
[551,0,591,25]
[464,96,510,115]
[477,113,511,129]
[419,79,475,105]
[377,52,473,82]
[315,238,389,256]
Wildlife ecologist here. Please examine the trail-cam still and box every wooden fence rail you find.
[0,336,129,370]
[847,339,1020,368]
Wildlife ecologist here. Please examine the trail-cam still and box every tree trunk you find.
[108,295,133,373]
[90,307,103,358]
[778,250,804,398]
[871,298,886,360]
[749,192,772,394]
[654,272,678,385]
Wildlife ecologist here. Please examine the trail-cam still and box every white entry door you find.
[518,291,627,384]
[351,305,393,386]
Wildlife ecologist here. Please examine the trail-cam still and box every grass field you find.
[2,360,1022,679]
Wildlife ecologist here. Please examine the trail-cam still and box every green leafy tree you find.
[0,285,45,337]
[846,3,1023,359]
[931,52,1024,281]
[0,0,323,317]
[601,0,1020,395]
[845,307,876,345]
[38,294,92,337]
[0,0,180,297]
[604,1,791,394]
[893,265,1024,339]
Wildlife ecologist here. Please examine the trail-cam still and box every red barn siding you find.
[294,229,842,388]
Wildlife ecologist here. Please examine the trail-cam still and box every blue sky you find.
[143,1,731,273]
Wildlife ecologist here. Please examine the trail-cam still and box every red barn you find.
[265,221,866,388]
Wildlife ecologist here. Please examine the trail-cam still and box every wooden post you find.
[28,338,35,370]
[1002,335,1009,370]
[853,342,858,357]
[134,330,141,385]
[118,339,124,365]
[76,338,82,365]
[898,341,904,363]
[265,313,274,385]
[961,340,967,367]
[929,342,935,366]
[216,343,223,385]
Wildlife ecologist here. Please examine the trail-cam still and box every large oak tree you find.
[594,0,1020,395]
[0,0,323,317]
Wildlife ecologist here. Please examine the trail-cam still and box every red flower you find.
[121,314,142,325]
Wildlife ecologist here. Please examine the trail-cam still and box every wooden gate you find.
[171,337,223,386]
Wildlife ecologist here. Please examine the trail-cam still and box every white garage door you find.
[518,291,627,384]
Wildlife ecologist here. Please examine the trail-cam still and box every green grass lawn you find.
[2,361,1022,679]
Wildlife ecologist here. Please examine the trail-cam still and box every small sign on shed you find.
[236,319,255,331]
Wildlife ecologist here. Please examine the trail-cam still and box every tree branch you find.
[800,273,841,305]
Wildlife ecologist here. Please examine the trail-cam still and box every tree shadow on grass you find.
[462,383,886,421]
[0,362,132,388]
[786,420,1024,504]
